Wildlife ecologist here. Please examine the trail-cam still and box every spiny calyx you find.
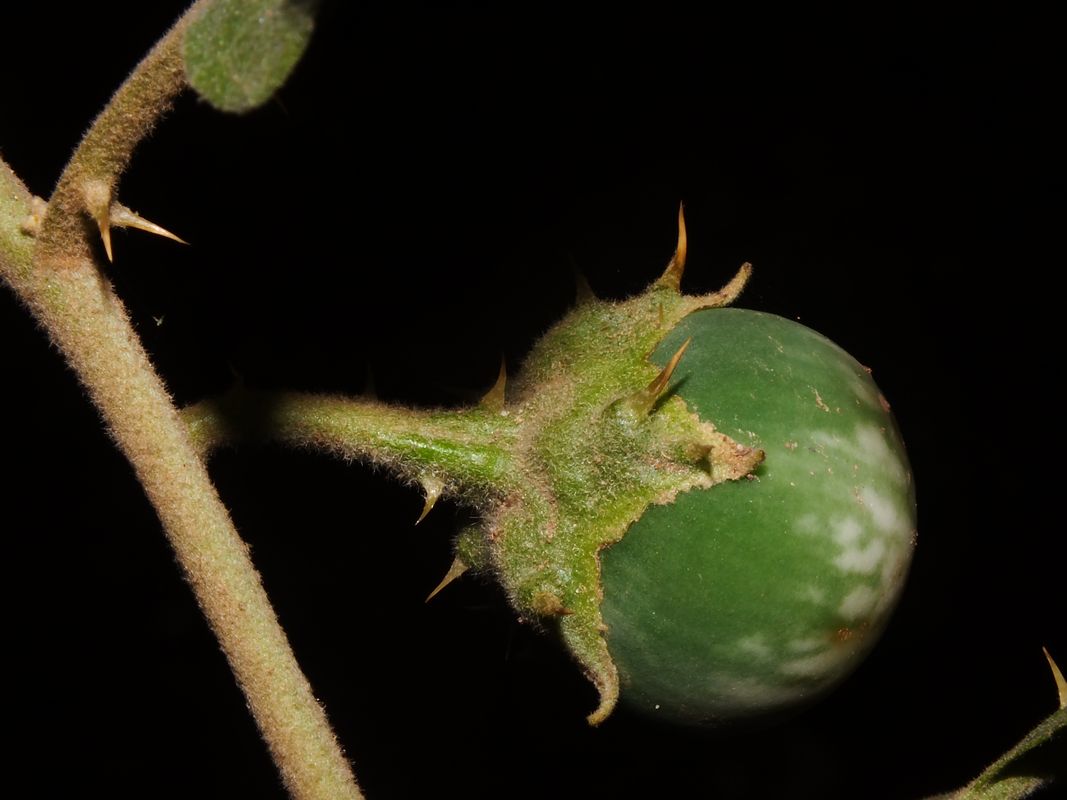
[454,207,763,724]
[182,207,761,726]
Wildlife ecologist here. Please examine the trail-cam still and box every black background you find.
[1,4,1063,798]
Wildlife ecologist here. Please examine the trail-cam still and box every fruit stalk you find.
[184,388,520,508]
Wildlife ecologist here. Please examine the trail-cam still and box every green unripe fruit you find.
[602,309,916,724]
[183,210,916,728]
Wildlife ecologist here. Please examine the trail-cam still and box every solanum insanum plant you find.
[1,3,1062,798]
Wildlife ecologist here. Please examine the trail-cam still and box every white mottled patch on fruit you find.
[798,585,827,605]
[831,515,887,575]
[736,634,773,661]
[854,425,906,484]
[834,538,886,575]
[795,513,819,535]
[780,647,852,679]
[858,487,910,540]
[787,637,827,654]
[809,424,906,486]
[839,585,878,620]
[832,516,863,546]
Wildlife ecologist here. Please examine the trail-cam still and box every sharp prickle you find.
[654,203,688,291]
[425,556,468,602]
[416,475,444,525]
[480,358,507,412]
[110,203,188,245]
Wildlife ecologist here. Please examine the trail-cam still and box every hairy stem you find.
[184,390,519,498]
[2,6,360,798]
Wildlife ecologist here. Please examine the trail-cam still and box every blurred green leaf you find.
[184,0,319,112]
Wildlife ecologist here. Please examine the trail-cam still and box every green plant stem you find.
[944,705,1066,800]
[184,390,519,497]
[1,6,360,798]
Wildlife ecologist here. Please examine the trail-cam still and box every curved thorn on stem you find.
[83,180,114,262]
[110,203,188,245]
